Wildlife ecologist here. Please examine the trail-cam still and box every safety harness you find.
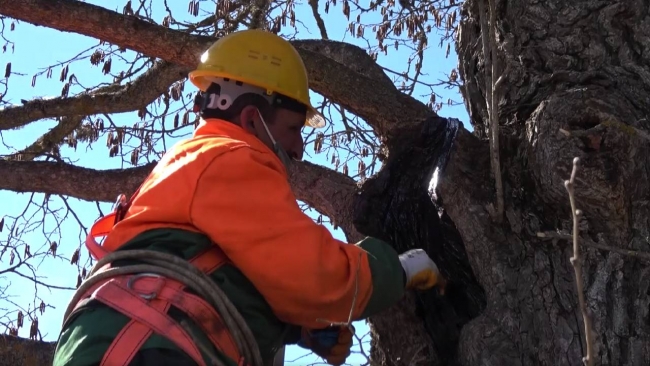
[61,192,263,366]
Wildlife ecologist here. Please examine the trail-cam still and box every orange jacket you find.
[102,119,404,329]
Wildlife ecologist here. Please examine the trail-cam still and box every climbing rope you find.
[62,249,264,366]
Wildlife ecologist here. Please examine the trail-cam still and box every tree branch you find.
[249,0,271,29]
[563,157,595,366]
[308,0,329,39]
[0,334,55,366]
[0,0,212,68]
[0,160,155,202]
[0,61,188,131]
[287,161,363,241]
[0,159,361,239]
[0,0,433,140]
[299,46,431,139]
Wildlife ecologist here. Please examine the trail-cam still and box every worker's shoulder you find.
[174,134,274,163]
[183,133,248,151]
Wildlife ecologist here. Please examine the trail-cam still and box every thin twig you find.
[488,0,504,222]
[564,157,595,366]
[308,0,329,39]
[479,0,504,223]
[408,344,427,365]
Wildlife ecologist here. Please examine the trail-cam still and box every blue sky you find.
[0,1,469,364]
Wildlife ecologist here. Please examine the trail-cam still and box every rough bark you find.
[0,335,56,366]
[3,0,650,365]
[354,118,487,365]
[452,0,650,364]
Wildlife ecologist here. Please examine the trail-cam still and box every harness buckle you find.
[126,273,165,300]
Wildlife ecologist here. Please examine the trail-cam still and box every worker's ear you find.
[239,105,258,135]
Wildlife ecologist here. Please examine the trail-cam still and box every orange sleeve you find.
[189,146,376,328]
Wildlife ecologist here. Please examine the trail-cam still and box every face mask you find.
[257,110,293,168]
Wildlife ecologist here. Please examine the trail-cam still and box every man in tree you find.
[52,29,444,366]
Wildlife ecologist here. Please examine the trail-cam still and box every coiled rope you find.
[62,249,263,366]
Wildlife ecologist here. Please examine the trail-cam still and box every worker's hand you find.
[297,325,355,365]
[399,248,445,292]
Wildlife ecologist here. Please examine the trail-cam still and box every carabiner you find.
[126,273,164,300]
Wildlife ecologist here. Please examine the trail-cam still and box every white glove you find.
[399,249,445,291]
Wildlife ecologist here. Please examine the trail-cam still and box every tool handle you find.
[297,326,341,349]
[310,326,341,348]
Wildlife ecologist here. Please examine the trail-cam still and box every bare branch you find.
[0,61,187,131]
[295,45,432,140]
[0,159,361,240]
[291,39,396,94]
[478,0,504,222]
[487,0,504,222]
[563,157,595,366]
[0,0,432,140]
[0,0,212,68]
[0,334,55,365]
[9,116,84,161]
[249,0,271,29]
[0,160,155,202]
[308,0,329,39]
[287,161,363,242]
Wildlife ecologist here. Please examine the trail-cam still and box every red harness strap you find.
[74,210,245,366]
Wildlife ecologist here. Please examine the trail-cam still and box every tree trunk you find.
[354,119,487,365]
[349,0,650,364]
[436,0,649,364]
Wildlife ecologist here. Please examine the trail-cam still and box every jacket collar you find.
[193,118,259,145]
[193,118,287,175]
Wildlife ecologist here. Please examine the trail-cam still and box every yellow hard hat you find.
[188,29,326,129]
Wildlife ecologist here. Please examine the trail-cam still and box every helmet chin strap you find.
[256,109,293,168]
